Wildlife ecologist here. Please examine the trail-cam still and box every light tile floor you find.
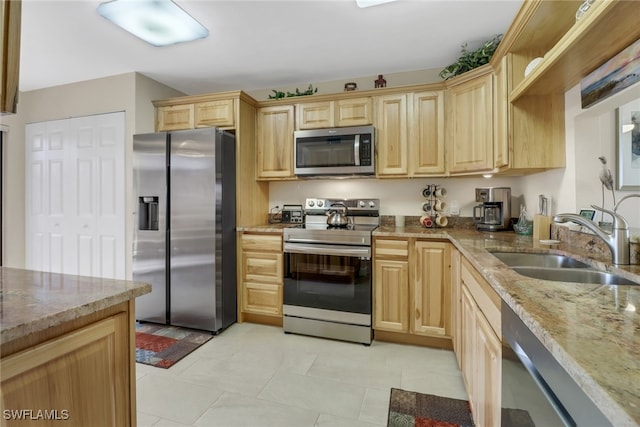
[136,322,468,427]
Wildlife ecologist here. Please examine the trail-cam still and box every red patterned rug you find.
[135,323,213,369]
[387,388,535,427]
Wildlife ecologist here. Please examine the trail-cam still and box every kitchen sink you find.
[512,267,639,286]
[490,251,591,269]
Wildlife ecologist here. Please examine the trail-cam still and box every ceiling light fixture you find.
[97,0,208,47]
[356,0,397,8]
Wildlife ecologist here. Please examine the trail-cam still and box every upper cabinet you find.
[156,104,194,131]
[296,97,372,129]
[1,0,21,114]
[375,88,446,178]
[256,105,295,180]
[503,0,640,101]
[375,93,408,176]
[194,99,235,128]
[409,90,446,176]
[446,66,494,174]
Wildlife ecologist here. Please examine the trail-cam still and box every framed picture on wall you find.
[616,97,640,190]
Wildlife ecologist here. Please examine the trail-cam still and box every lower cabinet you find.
[458,258,502,427]
[373,238,451,339]
[239,232,284,320]
[1,303,135,427]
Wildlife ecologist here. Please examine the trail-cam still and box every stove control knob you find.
[317,200,324,207]
[368,201,376,208]
[359,200,366,208]
[308,200,315,207]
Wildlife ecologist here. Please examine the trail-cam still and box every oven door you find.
[283,242,372,316]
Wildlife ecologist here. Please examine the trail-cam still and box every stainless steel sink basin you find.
[512,267,639,286]
[490,251,591,269]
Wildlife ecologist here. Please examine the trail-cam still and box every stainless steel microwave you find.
[293,125,375,176]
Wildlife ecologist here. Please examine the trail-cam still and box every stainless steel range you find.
[283,198,380,345]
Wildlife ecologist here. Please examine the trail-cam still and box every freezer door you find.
[169,129,219,331]
[133,132,168,324]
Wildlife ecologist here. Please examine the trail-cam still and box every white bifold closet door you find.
[25,112,125,279]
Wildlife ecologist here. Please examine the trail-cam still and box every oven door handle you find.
[284,242,371,258]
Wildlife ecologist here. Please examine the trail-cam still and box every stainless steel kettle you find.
[326,203,349,227]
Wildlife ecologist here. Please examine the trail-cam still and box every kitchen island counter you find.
[0,267,151,427]
[375,225,640,427]
[0,267,151,346]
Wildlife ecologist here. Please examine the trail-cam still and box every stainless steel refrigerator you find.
[132,128,236,333]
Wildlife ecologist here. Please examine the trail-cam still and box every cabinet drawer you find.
[374,239,409,259]
[195,99,235,128]
[461,258,501,337]
[241,233,282,252]
[242,252,283,283]
[242,282,282,316]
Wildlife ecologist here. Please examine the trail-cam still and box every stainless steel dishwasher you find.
[501,301,613,427]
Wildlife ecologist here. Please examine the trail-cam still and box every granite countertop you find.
[375,225,640,427]
[0,267,151,345]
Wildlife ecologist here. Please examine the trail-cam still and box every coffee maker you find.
[473,187,511,231]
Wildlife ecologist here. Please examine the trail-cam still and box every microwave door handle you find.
[354,134,360,166]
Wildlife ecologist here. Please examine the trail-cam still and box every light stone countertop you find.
[375,225,640,427]
[0,267,151,345]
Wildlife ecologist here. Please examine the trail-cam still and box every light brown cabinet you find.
[194,99,235,128]
[458,258,501,427]
[447,66,494,174]
[373,238,409,332]
[412,241,450,337]
[375,94,408,176]
[156,104,195,131]
[450,245,462,368]
[256,105,295,180]
[296,97,372,129]
[0,0,21,114]
[373,238,451,340]
[0,302,136,427]
[239,232,283,320]
[409,91,446,176]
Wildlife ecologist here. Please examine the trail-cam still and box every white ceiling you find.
[19,0,523,96]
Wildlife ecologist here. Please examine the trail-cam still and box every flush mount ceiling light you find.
[356,0,397,8]
[97,0,209,47]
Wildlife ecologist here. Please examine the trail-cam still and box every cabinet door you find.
[375,94,408,176]
[373,259,409,332]
[1,314,130,427]
[297,101,334,129]
[0,0,20,114]
[195,99,235,128]
[256,105,295,179]
[493,55,510,169]
[409,91,446,176]
[156,104,194,131]
[474,309,502,427]
[242,282,283,316]
[412,241,451,337]
[460,284,476,404]
[450,246,462,368]
[448,71,494,173]
[336,97,373,127]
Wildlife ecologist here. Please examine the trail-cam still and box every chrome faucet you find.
[614,193,640,212]
[553,204,630,265]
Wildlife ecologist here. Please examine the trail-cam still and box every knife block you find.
[533,214,551,241]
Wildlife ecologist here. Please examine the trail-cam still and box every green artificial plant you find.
[439,34,503,80]
[268,84,318,100]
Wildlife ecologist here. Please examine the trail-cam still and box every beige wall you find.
[1,72,184,274]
